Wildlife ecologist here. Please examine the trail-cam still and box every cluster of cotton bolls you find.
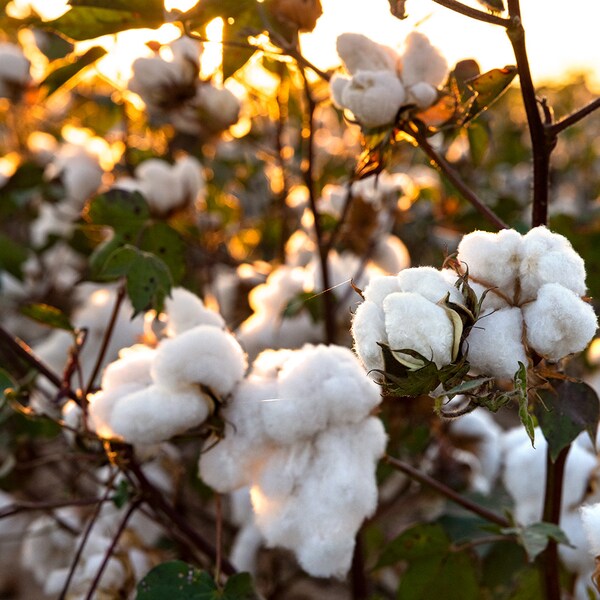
[129,36,240,135]
[85,288,246,446]
[18,450,177,599]
[113,154,205,216]
[0,42,31,101]
[352,226,597,382]
[330,32,448,128]
[199,344,387,578]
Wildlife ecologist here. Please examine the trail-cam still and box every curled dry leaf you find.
[269,0,323,32]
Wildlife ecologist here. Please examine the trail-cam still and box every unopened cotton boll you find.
[341,70,406,128]
[384,292,455,367]
[401,31,448,89]
[336,33,399,75]
[466,307,527,379]
[523,283,597,361]
[152,325,247,395]
[164,287,225,336]
[519,226,587,301]
[581,503,600,556]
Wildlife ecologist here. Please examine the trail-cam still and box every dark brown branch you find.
[408,126,509,230]
[430,0,510,26]
[548,97,600,137]
[384,455,510,528]
[351,532,369,600]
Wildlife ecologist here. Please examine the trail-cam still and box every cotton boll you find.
[231,522,263,574]
[196,84,241,131]
[466,307,527,379]
[30,203,76,247]
[336,33,399,75]
[351,299,387,373]
[258,443,314,498]
[152,325,247,396]
[519,226,587,301]
[134,159,186,215]
[371,234,411,274]
[330,73,351,108]
[523,283,597,361]
[109,384,210,445]
[558,511,594,581]
[341,70,406,128]
[407,81,438,109]
[383,292,454,367]
[581,504,600,556]
[170,35,203,65]
[457,228,522,299]
[397,266,462,304]
[164,287,225,336]
[401,32,448,88]
[173,155,205,205]
[101,345,155,392]
[0,43,31,99]
[363,275,402,305]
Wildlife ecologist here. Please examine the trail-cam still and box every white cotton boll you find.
[152,325,247,395]
[371,234,411,274]
[341,70,406,128]
[581,504,600,556]
[397,266,462,304]
[573,573,597,600]
[231,522,263,575]
[351,299,387,373]
[250,348,295,380]
[466,307,527,379]
[110,384,210,444]
[258,444,313,498]
[129,57,189,106]
[173,155,205,206]
[196,84,241,130]
[363,275,402,305]
[336,33,399,75]
[468,279,509,311]
[164,287,225,336]
[88,384,142,439]
[558,511,594,581]
[170,35,203,65]
[101,345,155,392]
[0,43,30,98]
[383,292,454,367]
[407,81,438,109]
[401,31,448,89]
[30,203,76,247]
[81,554,126,593]
[523,283,597,361]
[330,72,351,108]
[457,228,522,298]
[519,226,587,301]
[134,159,186,215]
[260,344,381,443]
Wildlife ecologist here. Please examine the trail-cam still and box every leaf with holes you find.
[465,66,517,122]
[139,222,186,285]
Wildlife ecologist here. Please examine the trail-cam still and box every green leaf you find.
[222,21,258,80]
[436,376,493,399]
[111,479,132,509]
[222,573,260,599]
[20,304,75,332]
[183,0,258,30]
[0,234,28,280]
[40,46,107,98]
[139,222,186,285]
[465,66,517,122]
[515,362,535,446]
[136,561,217,599]
[467,121,490,166]
[376,523,450,568]
[502,522,572,562]
[84,189,150,235]
[45,5,165,42]
[535,381,600,462]
[69,0,164,21]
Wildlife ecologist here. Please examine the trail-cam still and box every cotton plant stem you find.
[408,126,509,230]
[351,531,369,600]
[275,67,291,264]
[540,445,570,600]
[548,97,600,136]
[384,455,510,528]
[430,0,510,26]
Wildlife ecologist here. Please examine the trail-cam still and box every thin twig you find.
[430,0,510,26]
[384,455,510,528]
[548,97,600,137]
[408,125,509,230]
[275,65,291,263]
[215,494,223,583]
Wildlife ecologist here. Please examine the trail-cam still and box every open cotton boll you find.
[0,43,30,99]
[397,266,462,304]
[466,307,527,379]
[351,299,387,373]
[581,503,600,556]
[100,345,155,392]
[523,283,597,361]
[109,384,210,445]
[363,274,402,305]
[557,511,594,581]
[457,228,522,297]
[173,155,205,204]
[196,84,241,131]
[341,70,406,128]
[330,72,350,108]
[336,33,399,75]
[164,287,225,336]
[519,226,587,301]
[260,344,381,443]
[152,325,247,396]
[371,234,411,274]
[407,81,438,109]
[401,32,448,89]
[383,292,454,367]
[133,159,186,215]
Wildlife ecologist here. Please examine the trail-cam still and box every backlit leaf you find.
[20,304,74,332]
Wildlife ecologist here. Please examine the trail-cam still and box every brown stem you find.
[215,494,223,583]
[408,126,509,230]
[540,445,570,600]
[301,71,337,344]
[84,286,125,396]
[384,455,510,528]
[0,325,80,403]
[275,66,290,264]
[351,531,369,600]
[430,0,510,26]
[506,2,550,227]
[548,97,600,137]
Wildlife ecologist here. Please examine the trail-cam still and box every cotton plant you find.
[86,287,246,445]
[129,36,241,135]
[330,31,448,129]
[199,344,387,578]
